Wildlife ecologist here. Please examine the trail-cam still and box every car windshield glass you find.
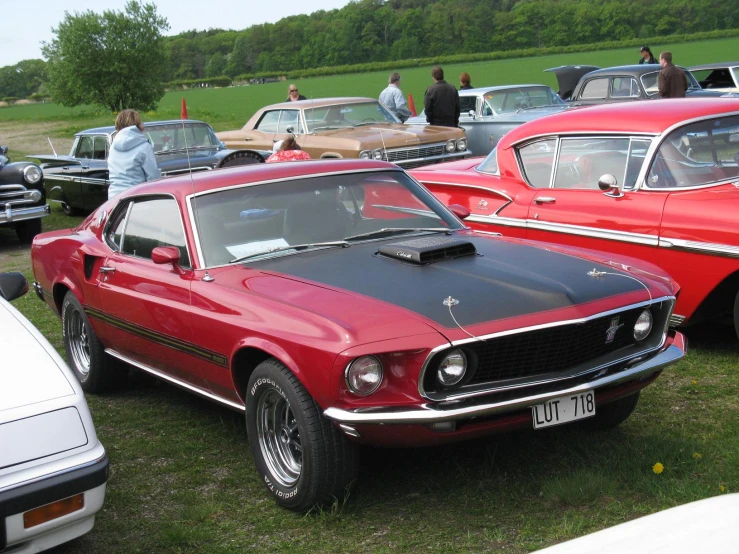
[477,146,499,175]
[143,123,220,153]
[304,102,398,132]
[484,87,565,114]
[642,69,701,96]
[191,170,462,267]
[646,114,739,189]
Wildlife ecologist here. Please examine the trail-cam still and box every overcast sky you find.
[0,0,352,67]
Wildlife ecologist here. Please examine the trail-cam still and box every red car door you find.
[94,197,196,384]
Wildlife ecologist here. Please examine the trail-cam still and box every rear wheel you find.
[62,202,83,216]
[15,219,41,244]
[246,359,358,511]
[62,291,126,393]
[580,392,640,430]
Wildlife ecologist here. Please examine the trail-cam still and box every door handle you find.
[81,166,89,170]
[535,197,556,204]
[99,266,116,274]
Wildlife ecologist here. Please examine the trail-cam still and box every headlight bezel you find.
[359,150,371,159]
[345,355,384,396]
[372,148,385,161]
[23,165,42,185]
[456,138,467,152]
[445,139,456,153]
[633,309,653,341]
[436,349,468,387]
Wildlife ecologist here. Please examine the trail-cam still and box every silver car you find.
[406,84,569,156]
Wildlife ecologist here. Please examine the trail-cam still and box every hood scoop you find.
[378,236,477,264]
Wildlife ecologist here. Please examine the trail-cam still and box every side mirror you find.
[151,246,182,268]
[598,174,624,198]
[0,146,8,155]
[467,110,476,120]
[286,126,295,134]
[448,203,471,220]
[0,272,29,302]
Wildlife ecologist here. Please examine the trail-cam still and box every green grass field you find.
[1,36,738,553]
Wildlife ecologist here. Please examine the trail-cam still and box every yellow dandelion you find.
[692,452,702,460]
[691,380,697,385]
[652,462,664,474]
[720,484,726,493]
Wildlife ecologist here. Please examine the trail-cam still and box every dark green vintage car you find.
[0,146,48,243]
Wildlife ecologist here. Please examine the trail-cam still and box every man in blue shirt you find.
[379,72,412,122]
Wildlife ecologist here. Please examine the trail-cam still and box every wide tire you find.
[61,291,126,393]
[246,359,358,511]
[580,391,640,430]
[62,202,83,216]
[15,219,42,244]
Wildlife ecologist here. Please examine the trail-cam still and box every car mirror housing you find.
[468,110,476,120]
[448,203,471,220]
[0,271,29,301]
[598,174,624,198]
[151,246,182,268]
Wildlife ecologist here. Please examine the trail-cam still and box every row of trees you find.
[2,0,738,108]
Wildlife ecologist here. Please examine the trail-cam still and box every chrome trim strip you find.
[414,181,514,215]
[658,237,739,259]
[528,219,659,246]
[466,214,527,229]
[324,337,685,425]
[395,151,470,167]
[104,349,245,412]
[669,313,686,327]
[417,296,675,400]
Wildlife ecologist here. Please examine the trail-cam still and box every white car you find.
[0,272,108,553]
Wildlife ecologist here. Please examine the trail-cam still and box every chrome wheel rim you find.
[256,389,302,487]
[65,308,91,376]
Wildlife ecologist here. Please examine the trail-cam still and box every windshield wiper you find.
[353,122,382,127]
[229,240,349,264]
[344,227,452,242]
[311,126,342,132]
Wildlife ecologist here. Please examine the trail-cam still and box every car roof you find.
[580,64,670,78]
[500,98,739,147]
[261,97,378,110]
[76,119,210,136]
[689,62,739,70]
[118,159,401,200]
[459,84,555,96]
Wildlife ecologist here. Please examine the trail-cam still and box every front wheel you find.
[246,359,358,511]
[62,291,126,393]
[580,391,640,430]
[15,218,42,244]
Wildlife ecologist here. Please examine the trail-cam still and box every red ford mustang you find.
[410,99,739,338]
[31,160,685,510]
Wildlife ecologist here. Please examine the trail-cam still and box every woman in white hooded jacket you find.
[107,109,161,199]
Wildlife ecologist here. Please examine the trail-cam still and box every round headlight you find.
[372,149,384,160]
[437,349,467,386]
[445,140,456,153]
[634,309,653,341]
[359,150,371,159]
[346,356,383,396]
[456,139,467,151]
[23,165,42,184]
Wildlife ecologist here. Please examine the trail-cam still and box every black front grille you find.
[424,307,647,394]
[385,144,446,162]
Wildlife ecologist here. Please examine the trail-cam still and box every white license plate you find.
[532,390,595,429]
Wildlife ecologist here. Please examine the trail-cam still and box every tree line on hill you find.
[1,0,738,102]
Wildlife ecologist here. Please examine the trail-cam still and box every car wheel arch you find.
[689,269,739,328]
[52,282,73,314]
[319,153,342,159]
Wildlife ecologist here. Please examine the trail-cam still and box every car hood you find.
[0,300,75,415]
[312,123,460,147]
[544,65,600,100]
[246,234,657,337]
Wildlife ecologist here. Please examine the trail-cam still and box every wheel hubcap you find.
[65,309,90,376]
[256,389,302,487]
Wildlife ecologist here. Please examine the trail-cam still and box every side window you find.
[624,139,652,189]
[580,78,608,100]
[93,136,108,160]
[105,202,130,251]
[641,72,659,96]
[277,110,302,134]
[554,138,630,190]
[120,198,191,267]
[460,96,476,114]
[517,139,557,188]
[76,136,94,159]
[612,77,640,98]
[255,111,281,133]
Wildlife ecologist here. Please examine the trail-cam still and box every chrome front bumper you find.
[324,332,686,425]
[0,204,50,224]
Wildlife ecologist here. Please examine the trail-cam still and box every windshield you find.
[641,68,701,96]
[304,101,399,132]
[142,123,221,153]
[484,87,565,114]
[191,170,463,267]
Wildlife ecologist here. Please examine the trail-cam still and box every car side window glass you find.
[93,136,107,160]
[641,72,659,96]
[612,77,640,98]
[105,202,130,251]
[580,78,608,100]
[460,97,476,114]
[255,111,281,133]
[76,136,94,159]
[121,198,191,267]
[518,139,557,188]
[624,139,652,189]
[555,138,630,190]
[647,115,739,188]
[277,110,302,134]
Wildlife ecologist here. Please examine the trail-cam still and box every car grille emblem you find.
[605,317,623,343]
[476,199,488,211]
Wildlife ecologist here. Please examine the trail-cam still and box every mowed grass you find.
[1,36,738,552]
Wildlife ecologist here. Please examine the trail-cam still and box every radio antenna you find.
[47,137,58,157]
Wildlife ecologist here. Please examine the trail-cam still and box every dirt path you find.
[0,120,76,159]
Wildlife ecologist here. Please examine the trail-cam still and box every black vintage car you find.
[0,146,48,243]
[546,64,735,104]
[29,120,267,215]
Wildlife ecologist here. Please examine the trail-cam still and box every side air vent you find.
[378,236,477,264]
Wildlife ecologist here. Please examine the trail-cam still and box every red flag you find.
[407,94,417,117]
[181,98,188,120]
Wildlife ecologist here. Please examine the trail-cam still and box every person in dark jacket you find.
[459,72,473,90]
[639,46,658,64]
[286,84,307,102]
[424,66,460,128]
[658,51,688,98]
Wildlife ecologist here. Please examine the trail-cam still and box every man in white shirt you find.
[379,72,412,122]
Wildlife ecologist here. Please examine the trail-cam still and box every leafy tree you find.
[205,52,227,77]
[42,1,169,112]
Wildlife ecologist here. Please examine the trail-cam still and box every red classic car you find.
[410,99,739,338]
[31,160,685,511]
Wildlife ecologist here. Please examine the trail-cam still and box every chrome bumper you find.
[394,150,471,168]
[324,332,686,425]
[0,203,50,224]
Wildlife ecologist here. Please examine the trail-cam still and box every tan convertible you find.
[216,97,471,168]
